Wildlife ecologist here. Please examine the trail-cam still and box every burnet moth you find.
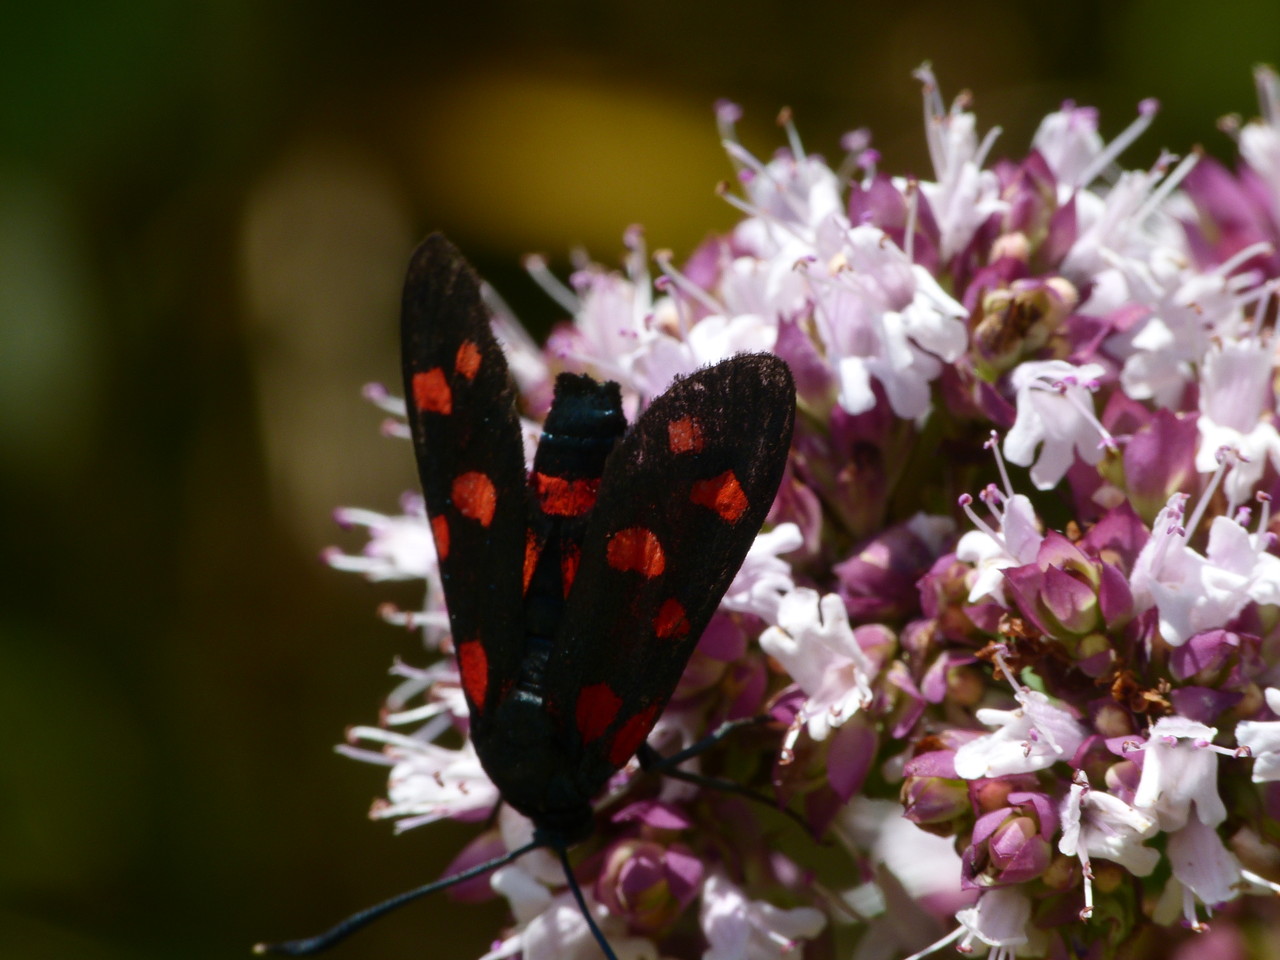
[257,234,796,959]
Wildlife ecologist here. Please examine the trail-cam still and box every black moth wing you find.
[400,234,528,727]
[546,355,795,793]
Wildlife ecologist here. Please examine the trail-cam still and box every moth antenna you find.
[637,716,814,836]
[254,839,545,956]
[647,762,814,836]
[555,845,620,960]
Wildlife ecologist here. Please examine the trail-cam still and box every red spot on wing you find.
[455,340,482,380]
[452,472,497,527]
[608,703,661,769]
[523,529,540,595]
[606,527,666,578]
[413,368,452,414]
[456,639,488,711]
[653,598,690,639]
[561,542,581,598]
[667,417,705,454]
[690,470,749,523]
[533,472,600,517]
[576,683,622,745]
[430,514,450,560]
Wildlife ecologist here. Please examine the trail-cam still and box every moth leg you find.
[638,715,772,771]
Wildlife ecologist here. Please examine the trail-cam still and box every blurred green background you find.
[1,2,1277,959]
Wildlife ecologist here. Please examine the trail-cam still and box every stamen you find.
[652,249,726,316]
[384,701,449,727]
[1074,98,1159,189]
[363,382,407,417]
[715,181,810,247]
[990,644,1026,697]
[900,922,965,960]
[835,129,874,183]
[622,224,650,307]
[720,138,815,224]
[778,711,805,765]
[523,253,581,314]
[778,105,807,163]
[913,63,947,178]
[381,419,412,440]
[988,430,1016,499]
[1256,492,1274,553]
[1078,850,1095,920]
[903,179,920,263]
[346,725,430,752]
[1182,884,1209,933]
[1241,867,1280,895]
[1255,65,1280,127]
[715,99,743,143]
[1027,375,1117,451]
[722,140,773,180]
[1134,148,1200,225]
[1217,241,1275,281]
[974,123,1003,169]
[958,492,1008,552]
[1185,448,1234,536]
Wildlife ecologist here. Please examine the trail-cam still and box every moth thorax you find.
[536,374,626,467]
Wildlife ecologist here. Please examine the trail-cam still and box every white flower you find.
[956,491,1041,604]
[954,688,1086,779]
[563,236,660,390]
[1132,716,1227,831]
[811,224,967,421]
[719,101,844,241]
[1003,360,1110,490]
[1059,773,1159,875]
[957,438,1044,604]
[326,494,436,582]
[482,867,658,960]
[1031,102,1105,189]
[721,523,802,623]
[759,588,874,742]
[1130,494,1280,647]
[699,873,825,960]
[904,887,1038,960]
[954,887,1034,958]
[1059,772,1158,918]
[1161,816,1242,932]
[1235,687,1280,781]
[1238,65,1280,223]
[911,64,1007,262]
[1061,141,1194,296]
[839,798,963,901]
[1196,335,1280,510]
[343,727,499,832]
[1105,245,1259,408]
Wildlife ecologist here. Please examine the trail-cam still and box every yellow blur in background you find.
[1,2,1276,958]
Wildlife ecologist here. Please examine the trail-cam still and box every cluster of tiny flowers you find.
[325,65,1280,959]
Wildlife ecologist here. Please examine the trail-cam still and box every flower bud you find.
[595,839,703,934]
